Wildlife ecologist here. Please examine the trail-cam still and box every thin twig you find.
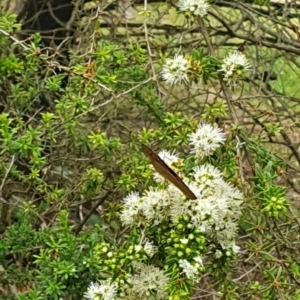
[74,190,115,235]
[0,155,15,200]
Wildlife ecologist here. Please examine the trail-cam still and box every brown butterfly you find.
[141,144,197,200]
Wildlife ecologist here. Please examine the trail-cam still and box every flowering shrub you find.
[85,122,242,299]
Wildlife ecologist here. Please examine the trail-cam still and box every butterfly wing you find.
[141,144,197,200]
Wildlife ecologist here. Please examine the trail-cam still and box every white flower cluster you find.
[189,122,226,159]
[219,50,251,86]
[84,280,117,300]
[161,54,190,85]
[125,263,169,299]
[121,123,243,253]
[179,256,203,281]
[177,0,210,17]
[85,263,168,300]
[121,164,242,251]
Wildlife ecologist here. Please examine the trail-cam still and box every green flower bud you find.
[188,233,194,240]
[185,248,192,254]
[177,251,184,257]
[177,223,184,229]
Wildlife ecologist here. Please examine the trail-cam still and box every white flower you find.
[161,54,190,85]
[177,0,210,17]
[232,243,240,254]
[131,260,144,271]
[135,245,143,252]
[169,191,191,222]
[219,51,251,86]
[189,123,226,159]
[217,180,243,202]
[122,192,141,207]
[213,194,229,214]
[120,192,143,225]
[142,189,171,224]
[219,240,240,254]
[193,256,203,267]
[193,164,222,186]
[225,51,251,68]
[191,196,218,227]
[214,179,243,218]
[129,264,169,299]
[84,282,102,300]
[216,220,239,241]
[84,280,117,300]
[143,240,157,257]
[179,259,199,281]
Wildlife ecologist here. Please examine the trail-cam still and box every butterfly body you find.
[141,144,197,200]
